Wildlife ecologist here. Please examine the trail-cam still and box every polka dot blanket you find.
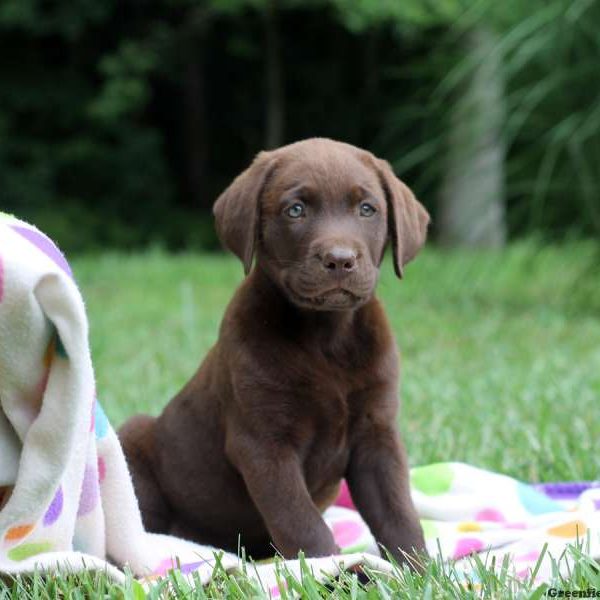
[0,214,599,591]
[338,465,600,583]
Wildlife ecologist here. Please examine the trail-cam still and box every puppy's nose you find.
[322,247,357,274]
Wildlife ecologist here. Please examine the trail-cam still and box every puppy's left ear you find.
[375,159,430,279]
[213,151,276,275]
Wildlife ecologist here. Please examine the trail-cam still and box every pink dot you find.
[506,521,527,529]
[269,582,287,597]
[516,550,540,562]
[331,520,363,547]
[516,568,530,579]
[98,456,106,483]
[475,508,505,522]
[154,558,175,576]
[334,480,355,510]
[453,537,484,559]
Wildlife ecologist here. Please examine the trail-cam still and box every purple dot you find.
[180,561,207,575]
[77,464,99,516]
[43,487,63,526]
[11,225,73,279]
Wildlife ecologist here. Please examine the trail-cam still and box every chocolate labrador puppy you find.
[119,138,429,565]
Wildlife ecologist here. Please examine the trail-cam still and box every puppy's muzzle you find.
[320,246,358,280]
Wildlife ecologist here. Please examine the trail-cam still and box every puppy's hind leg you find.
[118,414,172,533]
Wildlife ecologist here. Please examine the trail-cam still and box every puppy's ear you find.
[375,159,430,279]
[213,151,275,275]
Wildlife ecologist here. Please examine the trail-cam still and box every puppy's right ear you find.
[213,151,276,275]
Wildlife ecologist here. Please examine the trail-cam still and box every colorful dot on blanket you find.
[7,541,53,562]
[331,520,364,548]
[154,558,175,576]
[270,582,287,598]
[43,486,63,526]
[94,401,110,439]
[4,524,35,542]
[516,549,540,562]
[335,480,355,509]
[179,561,207,575]
[77,464,99,516]
[453,537,484,559]
[457,521,482,532]
[153,557,207,576]
[410,463,453,495]
[475,508,505,522]
[547,520,587,538]
[458,571,481,585]
[420,519,439,539]
[505,521,527,530]
[10,225,73,279]
[98,456,106,483]
[517,482,562,515]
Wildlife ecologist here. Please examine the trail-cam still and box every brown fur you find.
[119,138,429,564]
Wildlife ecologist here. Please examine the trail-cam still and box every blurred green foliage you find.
[0,0,598,251]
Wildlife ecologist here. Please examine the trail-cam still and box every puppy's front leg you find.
[226,430,338,559]
[347,416,426,567]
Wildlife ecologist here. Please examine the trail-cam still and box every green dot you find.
[420,519,438,539]
[340,541,370,554]
[8,541,53,561]
[410,463,454,495]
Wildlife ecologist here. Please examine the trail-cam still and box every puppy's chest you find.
[249,325,390,448]
[287,368,370,457]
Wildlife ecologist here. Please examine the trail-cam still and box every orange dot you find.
[5,524,34,542]
[547,520,587,538]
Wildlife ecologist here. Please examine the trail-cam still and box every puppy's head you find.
[214,138,429,311]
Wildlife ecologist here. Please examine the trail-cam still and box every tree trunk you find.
[438,26,507,247]
[264,0,284,149]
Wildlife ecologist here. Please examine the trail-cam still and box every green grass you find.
[77,240,600,482]
[3,240,600,597]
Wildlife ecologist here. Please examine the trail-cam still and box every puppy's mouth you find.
[286,285,364,310]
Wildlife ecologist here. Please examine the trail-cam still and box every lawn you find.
[4,240,600,598]
[77,241,600,482]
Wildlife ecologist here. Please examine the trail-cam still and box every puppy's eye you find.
[359,202,376,217]
[285,203,305,218]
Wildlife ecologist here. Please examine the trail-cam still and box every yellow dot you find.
[457,521,482,532]
[547,520,587,538]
